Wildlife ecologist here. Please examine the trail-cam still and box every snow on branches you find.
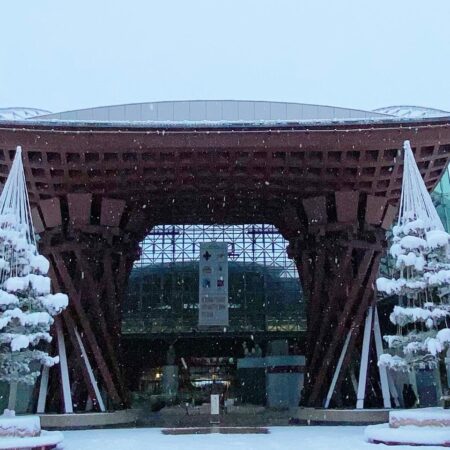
[0,148,68,385]
[376,141,450,371]
[0,213,68,384]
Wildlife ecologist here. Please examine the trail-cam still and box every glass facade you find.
[123,224,305,334]
[433,167,450,231]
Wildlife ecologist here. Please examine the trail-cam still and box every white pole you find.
[74,327,106,412]
[85,396,93,412]
[7,382,17,410]
[373,306,392,408]
[387,371,400,407]
[350,368,358,395]
[324,330,352,408]
[356,306,374,409]
[36,366,50,413]
[56,319,73,413]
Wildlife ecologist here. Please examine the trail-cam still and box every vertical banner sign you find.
[210,394,220,415]
[198,242,229,327]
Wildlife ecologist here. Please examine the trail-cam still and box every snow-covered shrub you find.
[0,147,68,385]
[0,213,68,384]
[376,141,450,371]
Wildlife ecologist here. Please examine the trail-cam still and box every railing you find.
[122,311,306,334]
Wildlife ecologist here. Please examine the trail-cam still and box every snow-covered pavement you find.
[61,426,444,450]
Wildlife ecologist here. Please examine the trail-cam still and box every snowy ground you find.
[60,426,445,450]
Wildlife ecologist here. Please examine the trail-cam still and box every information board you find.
[210,394,220,415]
[198,242,229,327]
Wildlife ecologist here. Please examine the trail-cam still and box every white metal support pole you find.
[356,305,374,409]
[324,330,352,408]
[373,306,392,408]
[408,369,419,401]
[85,396,93,412]
[445,349,450,389]
[56,318,73,413]
[350,368,358,395]
[387,372,400,407]
[7,382,17,410]
[74,327,106,412]
[36,366,50,413]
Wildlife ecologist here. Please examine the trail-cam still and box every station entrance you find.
[121,224,306,410]
[1,115,446,413]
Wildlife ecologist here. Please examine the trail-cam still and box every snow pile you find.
[57,427,400,450]
[0,292,18,307]
[4,274,51,295]
[10,336,30,352]
[425,269,450,286]
[0,410,40,437]
[437,328,450,344]
[389,305,449,327]
[377,354,407,370]
[424,337,443,356]
[376,277,405,295]
[29,255,49,274]
[396,252,425,271]
[0,430,63,449]
[365,422,450,446]
[366,408,450,446]
[390,407,450,427]
[398,235,428,251]
[427,229,450,249]
[39,293,68,315]
[0,409,63,449]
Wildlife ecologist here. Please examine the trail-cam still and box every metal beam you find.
[356,306,374,409]
[74,327,106,412]
[7,382,17,411]
[373,306,392,408]
[324,330,352,408]
[36,366,50,413]
[55,318,73,413]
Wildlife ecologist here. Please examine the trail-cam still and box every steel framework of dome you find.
[0,106,449,411]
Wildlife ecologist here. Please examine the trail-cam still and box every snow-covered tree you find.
[376,141,450,371]
[0,147,68,385]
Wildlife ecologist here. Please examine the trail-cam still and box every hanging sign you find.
[198,242,229,327]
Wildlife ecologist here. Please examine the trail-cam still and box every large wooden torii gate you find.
[0,117,449,411]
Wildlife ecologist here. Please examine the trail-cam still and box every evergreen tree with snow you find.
[377,141,450,372]
[0,148,68,385]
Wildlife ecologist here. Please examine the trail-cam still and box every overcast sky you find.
[1,0,450,114]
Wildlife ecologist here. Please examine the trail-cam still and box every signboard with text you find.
[198,242,229,327]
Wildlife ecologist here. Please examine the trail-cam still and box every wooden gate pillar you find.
[281,192,397,407]
[32,195,141,412]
